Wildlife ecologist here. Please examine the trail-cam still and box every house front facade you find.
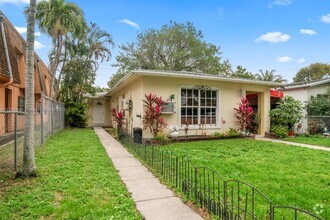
[87,70,282,138]
[0,11,53,136]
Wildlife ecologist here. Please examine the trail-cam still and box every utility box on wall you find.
[162,102,176,114]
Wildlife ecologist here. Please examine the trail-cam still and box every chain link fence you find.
[0,94,64,178]
[307,116,330,134]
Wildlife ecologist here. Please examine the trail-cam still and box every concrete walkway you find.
[93,127,203,220]
[256,137,330,152]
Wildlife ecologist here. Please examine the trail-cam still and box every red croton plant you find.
[112,108,125,130]
[142,93,167,138]
[234,97,254,134]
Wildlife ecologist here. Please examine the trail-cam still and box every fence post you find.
[175,157,178,188]
[51,101,54,135]
[194,167,198,200]
[40,92,44,146]
[151,145,154,167]
[270,202,274,220]
[14,112,18,171]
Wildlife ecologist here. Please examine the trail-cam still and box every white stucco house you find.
[85,70,283,138]
[282,78,330,132]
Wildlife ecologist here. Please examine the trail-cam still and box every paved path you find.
[94,127,203,220]
[256,137,330,152]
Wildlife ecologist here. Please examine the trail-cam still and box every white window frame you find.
[178,85,221,129]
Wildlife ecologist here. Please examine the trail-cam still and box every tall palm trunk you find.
[22,0,37,176]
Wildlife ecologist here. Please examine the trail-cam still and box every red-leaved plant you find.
[234,97,254,134]
[142,93,167,138]
[112,108,125,130]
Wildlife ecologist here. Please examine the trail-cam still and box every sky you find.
[0,0,329,87]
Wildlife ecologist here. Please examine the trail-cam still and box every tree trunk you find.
[21,0,37,177]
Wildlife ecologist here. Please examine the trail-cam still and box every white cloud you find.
[14,27,41,37]
[255,32,291,43]
[34,41,45,50]
[300,29,317,35]
[119,19,139,29]
[277,56,293,62]
[297,58,306,63]
[0,0,29,5]
[321,13,330,23]
[14,26,27,34]
[268,0,291,8]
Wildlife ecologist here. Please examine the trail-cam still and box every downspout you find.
[0,14,13,88]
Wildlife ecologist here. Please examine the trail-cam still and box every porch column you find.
[259,90,270,136]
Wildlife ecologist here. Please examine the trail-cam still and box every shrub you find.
[111,108,125,140]
[269,96,303,131]
[226,128,240,137]
[306,88,330,116]
[234,98,254,134]
[65,101,87,128]
[212,132,225,138]
[154,132,169,144]
[271,125,289,138]
[142,93,167,138]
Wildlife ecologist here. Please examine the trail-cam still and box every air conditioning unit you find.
[162,102,176,114]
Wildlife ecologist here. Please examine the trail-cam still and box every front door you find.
[93,100,105,125]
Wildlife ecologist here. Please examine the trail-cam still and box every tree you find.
[109,21,229,86]
[306,87,330,116]
[293,63,330,82]
[36,0,86,99]
[21,0,37,177]
[269,96,303,131]
[255,69,287,83]
[60,23,113,103]
[232,65,256,79]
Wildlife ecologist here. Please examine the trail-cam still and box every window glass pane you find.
[187,89,192,97]
[200,90,205,98]
[206,99,212,106]
[181,89,186,97]
[206,90,211,98]
[212,98,216,107]
[201,98,205,106]
[187,98,192,106]
[181,98,186,106]
[212,91,216,98]
[181,108,186,116]
[192,108,198,116]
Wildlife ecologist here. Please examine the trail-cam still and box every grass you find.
[0,128,141,219]
[283,135,330,147]
[161,139,330,219]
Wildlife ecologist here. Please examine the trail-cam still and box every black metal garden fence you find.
[120,133,324,220]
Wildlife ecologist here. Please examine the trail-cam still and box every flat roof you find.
[106,70,284,96]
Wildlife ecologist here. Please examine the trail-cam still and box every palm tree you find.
[255,70,287,83]
[22,0,37,177]
[59,23,113,102]
[36,0,86,99]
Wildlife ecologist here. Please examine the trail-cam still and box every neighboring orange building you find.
[0,11,53,135]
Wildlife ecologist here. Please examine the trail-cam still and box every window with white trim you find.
[180,88,218,126]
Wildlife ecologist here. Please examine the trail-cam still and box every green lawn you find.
[0,129,141,220]
[161,139,330,219]
[283,135,330,147]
